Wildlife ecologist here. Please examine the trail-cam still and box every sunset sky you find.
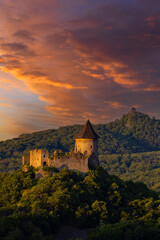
[0,0,160,140]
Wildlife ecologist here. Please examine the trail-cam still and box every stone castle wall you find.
[75,138,98,156]
[22,147,98,173]
[30,149,49,168]
[88,152,99,169]
[49,155,89,173]
[22,150,90,173]
[22,155,30,165]
[22,146,99,173]
[22,121,99,173]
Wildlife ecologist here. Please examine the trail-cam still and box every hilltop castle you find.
[22,120,100,173]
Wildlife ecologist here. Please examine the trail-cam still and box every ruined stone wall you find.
[22,155,30,165]
[41,150,50,166]
[30,149,49,168]
[22,148,98,173]
[75,139,98,156]
[50,156,89,173]
[88,152,99,168]
[93,139,98,156]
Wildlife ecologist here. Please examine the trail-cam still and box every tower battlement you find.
[22,120,100,173]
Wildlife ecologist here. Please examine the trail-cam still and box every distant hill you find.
[1,109,160,189]
[100,151,160,191]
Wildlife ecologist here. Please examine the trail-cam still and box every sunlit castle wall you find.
[30,149,49,168]
[50,154,89,173]
[75,138,98,157]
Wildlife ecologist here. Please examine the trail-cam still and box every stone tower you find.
[75,120,100,167]
[22,120,100,173]
[30,149,49,168]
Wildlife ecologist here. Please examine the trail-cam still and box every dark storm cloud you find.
[13,30,36,41]
[21,71,48,77]
[1,42,37,57]
[67,1,160,90]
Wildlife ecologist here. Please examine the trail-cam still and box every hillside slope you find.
[100,151,160,191]
[1,109,160,190]
[0,167,160,239]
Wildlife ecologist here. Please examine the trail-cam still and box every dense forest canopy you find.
[1,109,160,191]
[1,167,160,240]
[1,110,160,170]
[87,220,160,240]
[100,151,160,191]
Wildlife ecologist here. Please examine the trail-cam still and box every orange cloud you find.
[143,86,160,92]
[104,101,128,109]
[0,103,13,107]
[82,70,105,80]
[0,0,160,139]
[103,64,143,87]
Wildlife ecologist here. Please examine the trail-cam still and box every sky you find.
[0,0,160,140]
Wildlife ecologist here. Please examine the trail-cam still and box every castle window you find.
[43,161,46,167]
[44,155,45,158]
[68,157,70,159]
[91,145,92,149]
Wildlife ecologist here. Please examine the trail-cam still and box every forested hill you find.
[1,109,160,173]
[1,167,160,240]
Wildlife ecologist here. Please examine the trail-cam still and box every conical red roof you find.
[75,120,100,139]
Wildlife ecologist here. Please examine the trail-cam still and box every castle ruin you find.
[22,120,100,173]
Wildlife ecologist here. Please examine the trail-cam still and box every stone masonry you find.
[22,120,100,174]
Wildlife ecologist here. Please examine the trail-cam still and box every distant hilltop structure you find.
[22,120,100,173]
[130,107,137,114]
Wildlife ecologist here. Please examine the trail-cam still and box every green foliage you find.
[100,151,160,191]
[87,220,160,240]
[0,167,160,239]
[1,110,160,173]
[0,169,36,208]
[0,214,59,240]
[1,110,160,191]
[42,166,59,173]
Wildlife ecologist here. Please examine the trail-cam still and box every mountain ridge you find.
[1,109,160,188]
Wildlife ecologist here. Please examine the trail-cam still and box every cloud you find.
[21,71,47,77]
[104,101,128,109]
[67,2,160,89]
[1,42,36,57]
[0,0,160,139]
[0,103,13,107]
[13,30,36,41]
[143,86,160,92]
